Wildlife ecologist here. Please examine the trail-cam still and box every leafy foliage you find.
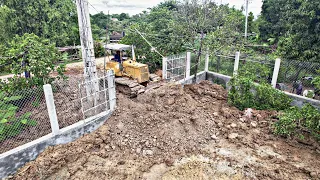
[228,63,292,111]
[0,92,37,141]
[121,0,246,73]
[259,0,320,62]
[274,104,320,140]
[94,42,105,58]
[0,0,79,47]
[121,1,185,71]
[0,34,67,92]
[312,70,320,90]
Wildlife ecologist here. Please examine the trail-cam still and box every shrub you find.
[228,63,292,111]
[94,42,105,58]
[274,104,320,140]
[0,92,37,141]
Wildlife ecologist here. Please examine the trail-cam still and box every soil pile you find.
[12,81,320,180]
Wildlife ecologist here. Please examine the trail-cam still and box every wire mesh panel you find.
[51,76,84,129]
[209,54,235,76]
[79,74,114,119]
[165,53,187,81]
[0,86,51,154]
[277,60,320,95]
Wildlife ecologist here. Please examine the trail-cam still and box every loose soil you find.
[11,81,320,180]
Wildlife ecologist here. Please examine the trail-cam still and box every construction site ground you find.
[11,81,320,180]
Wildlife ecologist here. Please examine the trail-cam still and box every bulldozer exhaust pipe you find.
[132,45,136,62]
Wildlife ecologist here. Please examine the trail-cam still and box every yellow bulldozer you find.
[105,44,161,97]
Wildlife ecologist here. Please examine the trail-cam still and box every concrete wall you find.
[285,92,320,109]
[0,111,112,179]
[179,71,207,85]
[205,71,320,109]
[206,71,232,88]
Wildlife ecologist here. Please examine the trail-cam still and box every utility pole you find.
[245,0,249,40]
[76,0,98,95]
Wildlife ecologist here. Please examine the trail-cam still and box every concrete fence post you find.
[108,70,116,110]
[186,52,191,78]
[233,51,240,76]
[272,58,281,88]
[43,84,60,135]
[205,48,209,72]
[162,57,167,80]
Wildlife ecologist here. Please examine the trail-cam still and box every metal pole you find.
[245,0,249,39]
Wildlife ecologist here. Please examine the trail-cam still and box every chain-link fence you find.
[277,60,320,96]
[190,52,206,75]
[0,86,51,154]
[52,76,84,129]
[208,54,235,76]
[238,57,275,84]
[0,71,115,154]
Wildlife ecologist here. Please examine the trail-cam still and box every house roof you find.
[104,44,132,51]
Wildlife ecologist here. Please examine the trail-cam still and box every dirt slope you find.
[12,81,320,180]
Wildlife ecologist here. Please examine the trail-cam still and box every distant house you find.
[111,18,119,22]
[110,32,125,43]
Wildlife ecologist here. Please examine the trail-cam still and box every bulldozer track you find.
[115,74,162,98]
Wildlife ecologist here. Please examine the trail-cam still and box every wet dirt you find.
[11,81,320,180]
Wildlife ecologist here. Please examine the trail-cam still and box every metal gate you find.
[163,53,187,81]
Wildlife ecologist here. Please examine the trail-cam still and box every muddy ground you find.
[11,81,320,180]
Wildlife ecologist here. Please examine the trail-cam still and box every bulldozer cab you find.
[104,44,150,84]
[105,44,132,63]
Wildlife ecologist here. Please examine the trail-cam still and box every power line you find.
[88,2,99,13]
[134,28,165,58]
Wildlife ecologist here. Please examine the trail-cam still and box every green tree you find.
[0,34,67,92]
[119,13,130,21]
[0,0,79,47]
[277,0,320,62]
[248,12,255,33]
[120,1,185,71]
[259,0,288,42]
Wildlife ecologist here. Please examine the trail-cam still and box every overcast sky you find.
[88,0,263,17]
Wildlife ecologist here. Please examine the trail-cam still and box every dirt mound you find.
[12,81,320,180]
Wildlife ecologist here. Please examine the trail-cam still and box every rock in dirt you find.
[244,108,253,118]
[251,121,258,127]
[211,135,218,140]
[143,149,154,156]
[228,133,239,139]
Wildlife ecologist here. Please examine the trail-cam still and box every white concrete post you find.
[233,51,240,76]
[162,57,167,80]
[43,84,60,135]
[107,70,116,110]
[205,48,209,72]
[186,52,191,78]
[272,58,281,88]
